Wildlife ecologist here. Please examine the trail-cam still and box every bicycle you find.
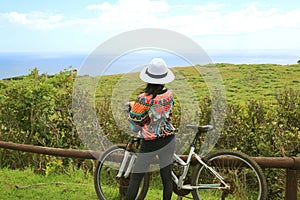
[94,124,267,200]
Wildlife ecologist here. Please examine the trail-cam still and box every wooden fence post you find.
[285,169,299,200]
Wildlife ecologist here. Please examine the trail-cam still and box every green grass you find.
[0,168,96,200]
[0,168,194,200]
[174,64,300,104]
[96,63,300,104]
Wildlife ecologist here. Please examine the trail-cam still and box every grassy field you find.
[0,167,271,199]
[0,168,194,200]
[96,63,300,104]
[0,168,96,200]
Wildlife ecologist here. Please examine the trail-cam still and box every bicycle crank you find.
[221,179,235,200]
[173,176,191,196]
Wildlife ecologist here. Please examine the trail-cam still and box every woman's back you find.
[129,87,175,140]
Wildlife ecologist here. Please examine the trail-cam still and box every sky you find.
[1,0,300,53]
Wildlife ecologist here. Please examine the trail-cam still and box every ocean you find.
[0,49,299,80]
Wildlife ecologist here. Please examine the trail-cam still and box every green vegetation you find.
[0,64,299,199]
[0,68,83,171]
[0,167,96,200]
[97,63,300,104]
[0,168,189,200]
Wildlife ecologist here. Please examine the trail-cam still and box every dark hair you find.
[144,83,165,99]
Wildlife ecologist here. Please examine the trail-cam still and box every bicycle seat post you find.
[186,125,214,148]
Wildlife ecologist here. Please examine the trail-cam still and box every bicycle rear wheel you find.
[94,145,150,200]
[191,150,267,200]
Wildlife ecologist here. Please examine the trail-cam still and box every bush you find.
[0,68,299,199]
[0,68,82,172]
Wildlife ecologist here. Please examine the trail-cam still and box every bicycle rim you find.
[94,145,150,200]
[191,150,267,200]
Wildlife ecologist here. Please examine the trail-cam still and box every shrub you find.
[0,68,82,172]
[0,67,299,199]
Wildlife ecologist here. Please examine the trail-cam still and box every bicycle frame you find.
[172,147,230,190]
[116,127,230,191]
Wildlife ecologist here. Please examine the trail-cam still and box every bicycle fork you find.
[116,143,137,179]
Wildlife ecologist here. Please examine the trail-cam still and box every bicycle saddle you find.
[186,124,214,132]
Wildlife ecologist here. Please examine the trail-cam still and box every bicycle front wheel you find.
[191,150,267,200]
[94,145,150,200]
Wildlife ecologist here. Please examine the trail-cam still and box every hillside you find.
[96,63,300,104]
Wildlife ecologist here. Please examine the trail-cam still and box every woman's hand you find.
[128,101,135,107]
[125,101,135,112]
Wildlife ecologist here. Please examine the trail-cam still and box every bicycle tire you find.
[191,150,267,200]
[94,145,150,200]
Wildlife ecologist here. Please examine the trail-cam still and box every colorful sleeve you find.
[129,93,152,125]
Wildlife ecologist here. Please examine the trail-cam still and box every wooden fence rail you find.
[0,140,299,199]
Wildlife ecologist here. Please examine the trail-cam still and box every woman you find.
[125,58,176,200]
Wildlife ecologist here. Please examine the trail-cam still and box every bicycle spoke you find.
[191,150,267,200]
[94,145,150,200]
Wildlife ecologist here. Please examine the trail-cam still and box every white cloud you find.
[1,1,300,37]
[5,12,31,25]
[222,6,300,34]
[1,11,65,30]
[193,3,224,11]
[86,4,107,10]
[87,0,171,13]
[85,1,300,37]
[80,0,172,34]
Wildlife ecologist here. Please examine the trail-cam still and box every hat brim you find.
[140,66,175,84]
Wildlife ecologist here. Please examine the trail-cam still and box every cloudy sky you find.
[1,0,300,53]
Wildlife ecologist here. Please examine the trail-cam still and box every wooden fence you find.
[0,140,299,200]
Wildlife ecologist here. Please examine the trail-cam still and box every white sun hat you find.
[140,58,175,84]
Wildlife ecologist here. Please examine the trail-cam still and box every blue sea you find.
[0,49,299,80]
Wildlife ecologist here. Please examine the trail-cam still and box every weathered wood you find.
[0,140,299,198]
[1,140,299,169]
[0,140,100,159]
[253,157,300,169]
[285,169,299,200]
